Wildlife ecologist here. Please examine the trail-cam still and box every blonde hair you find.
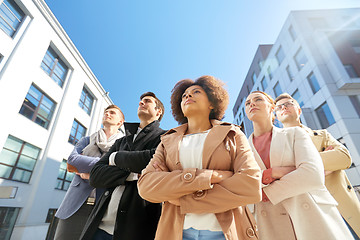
[249,91,275,122]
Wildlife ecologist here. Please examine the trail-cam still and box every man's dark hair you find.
[140,92,165,121]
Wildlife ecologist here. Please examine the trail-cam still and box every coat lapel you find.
[202,121,232,169]
[269,127,286,167]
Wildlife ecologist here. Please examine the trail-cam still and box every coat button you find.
[246,227,255,237]
[184,173,193,181]
[261,211,267,217]
[302,203,310,210]
[195,190,205,198]
[104,191,109,196]
[347,185,352,190]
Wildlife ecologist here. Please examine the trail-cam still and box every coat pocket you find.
[309,188,338,206]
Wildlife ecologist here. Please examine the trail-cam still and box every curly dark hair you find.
[171,75,229,124]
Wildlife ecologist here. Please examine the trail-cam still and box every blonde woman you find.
[245,91,353,240]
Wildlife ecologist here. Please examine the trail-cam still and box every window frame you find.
[40,47,68,88]
[78,86,95,115]
[315,102,335,129]
[19,84,56,129]
[307,72,321,94]
[55,159,74,191]
[68,119,86,145]
[0,0,25,37]
[0,135,41,183]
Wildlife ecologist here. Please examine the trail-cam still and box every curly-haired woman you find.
[138,75,262,240]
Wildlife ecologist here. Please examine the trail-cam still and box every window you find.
[0,135,41,183]
[79,87,94,115]
[276,46,285,64]
[291,89,304,107]
[349,95,360,118]
[273,82,282,98]
[267,66,273,79]
[289,25,297,41]
[344,64,359,78]
[0,207,20,240]
[68,120,86,145]
[0,0,25,37]
[258,60,263,69]
[286,66,295,82]
[246,85,251,95]
[19,84,56,129]
[315,102,335,129]
[55,159,74,191]
[294,47,308,70]
[307,72,321,93]
[261,77,268,90]
[309,18,328,29]
[41,47,68,87]
[252,72,256,85]
[45,209,58,240]
[350,39,360,54]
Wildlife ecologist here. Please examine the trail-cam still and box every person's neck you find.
[282,120,301,128]
[103,125,120,139]
[186,116,212,135]
[139,118,156,129]
[253,119,273,137]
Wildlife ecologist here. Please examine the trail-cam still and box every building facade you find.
[233,8,360,193]
[0,0,114,239]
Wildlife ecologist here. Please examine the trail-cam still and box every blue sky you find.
[44,0,360,130]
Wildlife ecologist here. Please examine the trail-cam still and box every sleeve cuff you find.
[262,168,275,185]
[109,152,117,166]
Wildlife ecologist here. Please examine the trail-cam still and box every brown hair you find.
[274,93,301,109]
[140,92,165,121]
[171,75,229,124]
[104,104,125,120]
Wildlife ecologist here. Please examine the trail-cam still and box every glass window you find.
[78,87,94,115]
[344,64,359,78]
[289,25,297,41]
[273,82,282,98]
[261,77,268,90]
[349,95,360,118]
[315,102,335,129]
[291,89,304,107]
[350,39,360,54]
[276,46,285,64]
[252,72,256,85]
[294,47,308,70]
[0,135,40,183]
[68,120,86,145]
[41,47,68,87]
[267,66,273,79]
[0,0,25,37]
[307,72,321,94]
[45,209,58,240]
[55,159,74,191]
[258,60,263,69]
[19,84,56,129]
[0,207,20,240]
[286,66,295,82]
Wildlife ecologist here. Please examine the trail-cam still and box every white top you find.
[98,127,142,234]
[179,130,222,231]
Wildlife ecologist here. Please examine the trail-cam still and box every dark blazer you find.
[80,120,166,240]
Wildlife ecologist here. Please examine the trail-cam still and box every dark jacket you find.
[80,121,166,240]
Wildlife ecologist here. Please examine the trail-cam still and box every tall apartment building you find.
[233,8,360,192]
[0,0,114,239]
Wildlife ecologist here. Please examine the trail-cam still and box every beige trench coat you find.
[138,120,262,240]
[301,125,360,236]
[249,126,353,240]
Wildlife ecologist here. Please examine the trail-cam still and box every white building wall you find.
[0,0,113,239]
[234,8,360,189]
